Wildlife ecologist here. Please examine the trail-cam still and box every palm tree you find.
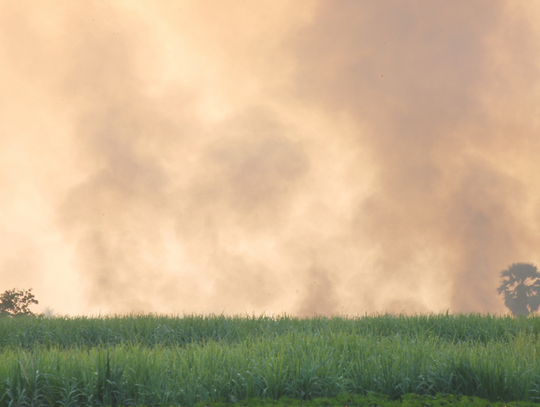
[497,263,540,317]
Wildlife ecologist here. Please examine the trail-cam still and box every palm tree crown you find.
[497,263,540,317]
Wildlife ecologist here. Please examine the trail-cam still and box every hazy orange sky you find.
[1,1,540,316]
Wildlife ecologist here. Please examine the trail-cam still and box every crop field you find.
[1,313,540,406]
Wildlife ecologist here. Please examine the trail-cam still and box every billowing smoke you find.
[1,1,539,316]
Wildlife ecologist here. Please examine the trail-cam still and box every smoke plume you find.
[1,1,539,315]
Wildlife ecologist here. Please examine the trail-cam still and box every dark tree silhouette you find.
[497,263,540,317]
[0,288,39,317]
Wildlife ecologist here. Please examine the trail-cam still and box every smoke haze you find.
[1,1,539,316]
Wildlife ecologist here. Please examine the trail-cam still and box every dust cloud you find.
[0,1,539,316]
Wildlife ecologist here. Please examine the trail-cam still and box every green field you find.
[1,313,540,406]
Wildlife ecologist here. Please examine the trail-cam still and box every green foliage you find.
[193,393,540,407]
[1,312,539,349]
[0,288,38,317]
[1,314,540,406]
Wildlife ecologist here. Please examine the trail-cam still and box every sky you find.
[1,1,539,317]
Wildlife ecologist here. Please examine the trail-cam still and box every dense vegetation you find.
[2,313,540,406]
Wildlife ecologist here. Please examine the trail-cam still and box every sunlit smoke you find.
[1,1,539,316]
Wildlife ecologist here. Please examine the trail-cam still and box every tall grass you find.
[1,313,537,349]
[1,313,540,406]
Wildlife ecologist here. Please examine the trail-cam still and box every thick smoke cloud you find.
[0,1,539,315]
[291,0,540,313]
